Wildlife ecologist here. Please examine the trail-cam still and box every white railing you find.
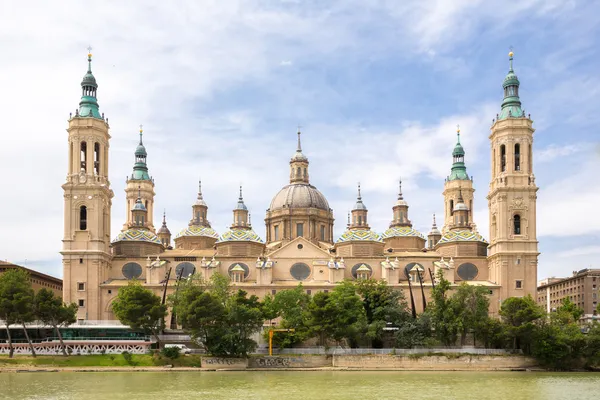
[254,347,519,355]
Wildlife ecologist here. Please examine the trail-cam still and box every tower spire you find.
[498,49,524,120]
[297,128,302,152]
[448,125,469,181]
[398,179,404,200]
[78,47,101,119]
[131,125,150,180]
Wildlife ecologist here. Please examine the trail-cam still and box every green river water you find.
[1,371,598,400]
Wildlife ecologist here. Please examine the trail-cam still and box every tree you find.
[427,270,458,346]
[499,295,544,352]
[267,285,312,348]
[0,269,36,357]
[111,282,167,347]
[356,279,411,347]
[554,297,584,325]
[222,290,265,356]
[34,288,77,356]
[306,291,335,346]
[450,283,490,346]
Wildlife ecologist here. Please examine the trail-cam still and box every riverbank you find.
[0,354,541,372]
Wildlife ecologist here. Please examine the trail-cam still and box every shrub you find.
[161,346,181,359]
[122,351,135,365]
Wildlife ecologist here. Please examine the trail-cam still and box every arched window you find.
[500,145,506,172]
[80,142,87,172]
[449,200,454,215]
[303,168,307,177]
[528,144,532,174]
[514,143,521,171]
[513,214,521,235]
[399,211,404,222]
[296,167,301,177]
[79,206,87,230]
[94,142,100,175]
[358,215,363,225]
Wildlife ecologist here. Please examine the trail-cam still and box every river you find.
[1,371,598,399]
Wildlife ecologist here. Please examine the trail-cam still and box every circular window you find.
[122,262,142,279]
[175,262,195,279]
[351,263,372,279]
[404,262,424,279]
[297,244,304,250]
[228,263,250,278]
[457,263,479,281]
[290,263,311,281]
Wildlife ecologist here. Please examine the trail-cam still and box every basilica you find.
[61,51,539,322]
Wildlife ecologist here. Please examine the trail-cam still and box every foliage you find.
[0,269,36,357]
[176,273,264,357]
[427,270,458,346]
[264,285,312,348]
[394,314,433,348]
[161,346,181,359]
[499,295,544,352]
[34,288,77,356]
[111,282,167,346]
[553,297,584,325]
[531,318,585,370]
[449,283,491,346]
[121,351,135,366]
[356,279,411,347]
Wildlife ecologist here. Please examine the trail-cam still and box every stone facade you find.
[0,262,62,298]
[62,51,539,322]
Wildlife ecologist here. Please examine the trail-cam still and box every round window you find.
[290,263,311,281]
[122,262,142,279]
[228,263,250,278]
[175,262,195,279]
[457,263,479,281]
[351,263,372,279]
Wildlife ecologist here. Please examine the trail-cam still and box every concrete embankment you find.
[0,354,538,372]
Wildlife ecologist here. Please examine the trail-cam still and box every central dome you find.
[269,183,330,211]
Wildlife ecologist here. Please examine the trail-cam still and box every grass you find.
[0,354,203,368]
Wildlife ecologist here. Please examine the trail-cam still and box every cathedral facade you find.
[61,51,538,322]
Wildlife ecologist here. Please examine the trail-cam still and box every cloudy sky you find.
[1,0,599,281]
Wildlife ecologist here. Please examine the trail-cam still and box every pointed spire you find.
[195,179,207,206]
[458,187,464,204]
[131,125,150,180]
[235,185,248,210]
[448,125,468,181]
[353,182,367,210]
[429,213,441,236]
[347,211,351,227]
[291,128,308,163]
[158,209,171,235]
[499,49,523,120]
[139,124,144,145]
[432,213,438,228]
[78,47,101,119]
[398,179,404,200]
[297,128,302,152]
[132,186,147,211]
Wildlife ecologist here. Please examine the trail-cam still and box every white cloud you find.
[557,246,600,258]
[537,144,586,163]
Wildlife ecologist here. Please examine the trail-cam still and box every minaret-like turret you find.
[157,211,171,248]
[451,188,470,230]
[123,125,156,232]
[427,214,442,249]
[390,179,412,228]
[442,126,475,232]
[190,180,210,227]
[289,130,309,184]
[488,50,539,299]
[129,188,149,229]
[349,183,369,229]
[62,49,114,320]
[232,186,250,229]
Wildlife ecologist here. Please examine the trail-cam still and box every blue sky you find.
[0,0,599,280]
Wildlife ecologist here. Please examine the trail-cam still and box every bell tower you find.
[61,49,114,320]
[487,51,538,300]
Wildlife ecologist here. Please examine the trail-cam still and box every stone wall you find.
[200,354,537,370]
[333,355,537,370]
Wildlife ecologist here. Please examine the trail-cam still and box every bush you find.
[161,346,181,359]
[122,351,135,365]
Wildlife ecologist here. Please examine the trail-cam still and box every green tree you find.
[34,288,77,356]
[0,269,37,357]
[475,317,508,349]
[427,271,458,346]
[450,283,491,346]
[531,317,585,370]
[111,282,167,347]
[222,290,265,356]
[267,285,311,348]
[356,279,411,347]
[499,295,544,352]
[306,291,335,346]
[554,297,584,324]
[395,314,433,348]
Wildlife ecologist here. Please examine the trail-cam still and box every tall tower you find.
[61,50,114,320]
[349,183,369,229]
[442,127,475,232]
[487,51,538,300]
[123,126,155,232]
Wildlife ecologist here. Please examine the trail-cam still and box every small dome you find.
[503,70,519,88]
[429,226,441,236]
[235,200,248,211]
[113,229,162,244]
[452,142,465,157]
[291,150,308,162]
[453,201,469,212]
[174,226,219,240]
[337,229,382,243]
[381,226,425,240]
[269,184,330,211]
[135,143,147,157]
[217,228,263,244]
[132,199,146,211]
[437,230,487,245]
[157,224,171,235]
[81,72,97,87]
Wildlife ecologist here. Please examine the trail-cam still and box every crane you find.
[268,328,295,356]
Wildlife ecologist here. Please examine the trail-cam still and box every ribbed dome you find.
[269,184,330,211]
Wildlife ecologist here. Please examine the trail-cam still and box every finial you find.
[249,213,252,225]
[139,124,143,145]
[297,128,302,152]
[456,124,461,143]
[432,213,437,228]
[198,179,204,199]
[162,209,167,225]
[457,186,464,203]
[138,185,141,199]
[239,185,243,200]
[398,178,404,200]
[87,45,93,72]
[357,182,362,200]
[508,47,514,71]
[347,211,350,226]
